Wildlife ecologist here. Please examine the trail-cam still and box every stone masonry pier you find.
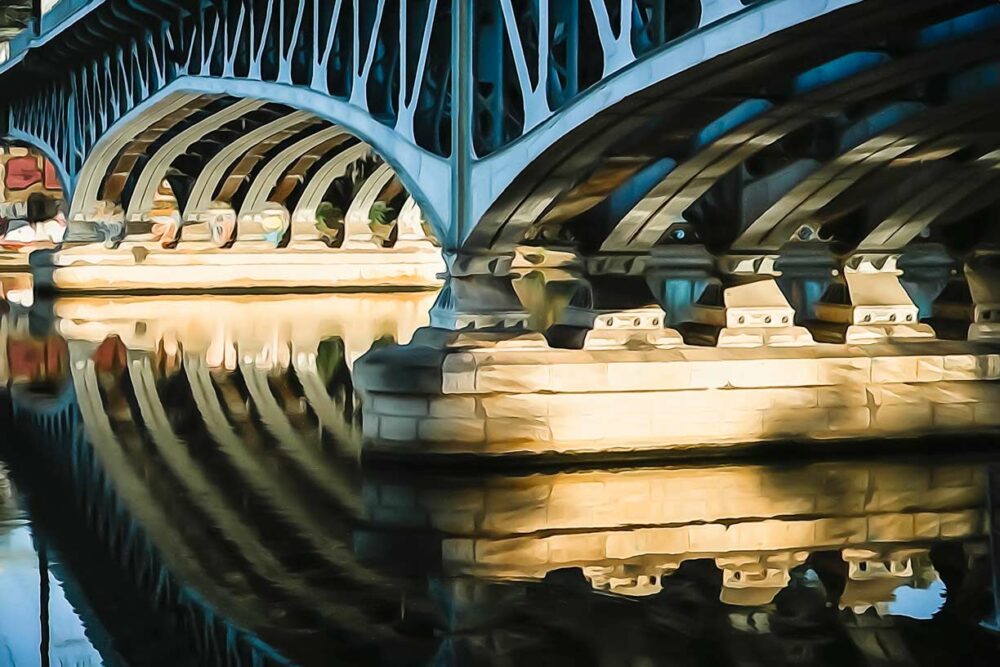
[356,333,1000,457]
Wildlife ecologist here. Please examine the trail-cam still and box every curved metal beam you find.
[343,163,396,246]
[236,125,350,222]
[859,148,1000,252]
[738,100,1000,251]
[69,92,203,220]
[125,98,264,221]
[181,110,316,220]
[291,142,371,220]
[600,39,999,252]
[466,0,864,248]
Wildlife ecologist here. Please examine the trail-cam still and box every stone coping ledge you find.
[0,249,32,270]
[33,244,446,267]
[357,336,1000,395]
[31,251,446,292]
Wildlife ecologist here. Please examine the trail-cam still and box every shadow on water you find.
[1,290,1000,665]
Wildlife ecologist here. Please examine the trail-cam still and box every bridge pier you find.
[929,253,1000,342]
[353,241,1000,458]
[677,253,814,348]
[808,254,936,344]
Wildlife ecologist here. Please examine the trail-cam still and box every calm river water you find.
[1,288,1000,666]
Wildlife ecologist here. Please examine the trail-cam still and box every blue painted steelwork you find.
[0,0,870,256]
[2,0,998,263]
[0,1,107,73]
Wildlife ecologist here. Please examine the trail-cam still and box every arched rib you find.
[343,163,395,244]
[859,148,1000,251]
[125,99,265,221]
[237,126,351,221]
[70,93,203,220]
[603,43,1000,252]
[290,142,373,242]
[182,111,316,220]
[737,101,999,251]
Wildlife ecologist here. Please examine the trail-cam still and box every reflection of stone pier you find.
[360,460,987,609]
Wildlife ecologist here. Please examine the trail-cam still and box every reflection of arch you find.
[57,338,437,654]
[124,350,387,637]
[294,338,356,450]
[65,341,274,633]
[236,359,360,511]
[182,354,399,599]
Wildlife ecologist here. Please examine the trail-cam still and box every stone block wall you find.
[358,339,1000,456]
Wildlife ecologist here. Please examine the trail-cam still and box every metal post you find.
[450,0,474,252]
[32,0,43,37]
[38,539,50,667]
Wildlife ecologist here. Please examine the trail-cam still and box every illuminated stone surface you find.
[360,459,986,606]
[30,244,446,292]
[358,332,1000,456]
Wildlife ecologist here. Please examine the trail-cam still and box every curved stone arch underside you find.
[56,77,451,244]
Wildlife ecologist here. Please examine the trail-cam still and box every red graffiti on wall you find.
[4,156,43,191]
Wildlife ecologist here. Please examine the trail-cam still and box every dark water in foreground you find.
[1,290,1000,665]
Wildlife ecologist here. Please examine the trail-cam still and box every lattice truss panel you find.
[472,0,702,157]
[8,1,717,178]
[8,0,454,181]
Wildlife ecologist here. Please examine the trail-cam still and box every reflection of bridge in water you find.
[4,291,441,664]
[2,293,1000,665]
